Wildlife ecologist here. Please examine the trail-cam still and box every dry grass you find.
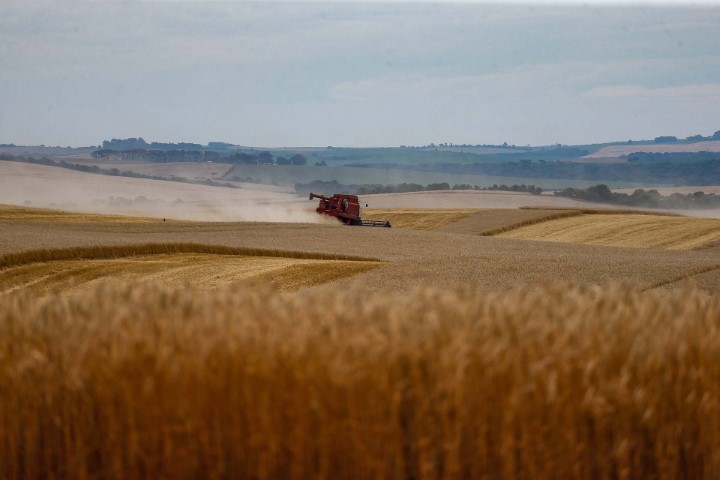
[498,213,720,249]
[363,208,479,230]
[1,283,719,479]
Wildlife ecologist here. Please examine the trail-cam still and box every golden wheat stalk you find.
[1,283,718,479]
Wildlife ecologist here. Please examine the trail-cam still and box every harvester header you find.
[309,192,391,227]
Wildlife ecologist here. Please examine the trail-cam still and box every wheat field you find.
[497,213,720,250]
[1,204,720,479]
[0,243,382,295]
[1,283,719,479]
[2,209,719,294]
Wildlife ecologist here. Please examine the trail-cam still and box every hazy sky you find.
[1,0,719,147]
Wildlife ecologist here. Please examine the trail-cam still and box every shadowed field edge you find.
[0,243,380,270]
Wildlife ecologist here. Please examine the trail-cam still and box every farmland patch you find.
[497,213,720,249]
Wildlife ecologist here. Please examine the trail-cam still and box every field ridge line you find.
[481,211,584,236]
[485,208,685,237]
[642,264,720,291]
[0,243,380,270]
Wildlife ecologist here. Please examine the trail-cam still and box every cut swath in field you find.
[362,208,584,233]
[362,208,631,233]
[497,213,720,250]
[362,207,676,236]
[442,208,579,235]
[363,208,480,230]
[0,244,383,295]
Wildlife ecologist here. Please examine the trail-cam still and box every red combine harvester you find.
[309,193,391,227]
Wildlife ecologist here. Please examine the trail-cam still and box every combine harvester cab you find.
[309,192,391,227]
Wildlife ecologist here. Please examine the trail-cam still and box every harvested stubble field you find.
[440,208,577,235]
[2,204,720,479]
[497,213,720,250]
[364,208,588,234]
[1,283,719,479]
[363,208,480,230]
[1,205,720,294]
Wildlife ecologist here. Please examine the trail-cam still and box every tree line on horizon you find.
[391,156,720,185]
[556,184,720,209]
[91,149,309,166]
[295,180,544,196]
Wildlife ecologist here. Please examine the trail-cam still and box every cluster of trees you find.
[654,136,678,144]
[555,184,720,209]
[101,138,241,151]
[655,130,720,143]
[625,151,720,163]
[681,131,720,142]
[483,184,544,194]
[91,149,309,166]
[295,180,543,196]
[355,182,454,195]
[102,138,204,151]
[92,149,221,162]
